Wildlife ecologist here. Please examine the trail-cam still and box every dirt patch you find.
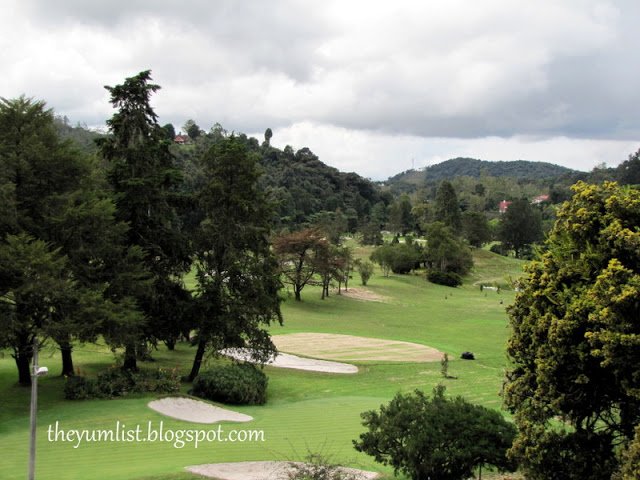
[272,333,442,362]
[148,397,253,424]
[221,348,358,374]
[186,461,379,480]
[340,287,388,302]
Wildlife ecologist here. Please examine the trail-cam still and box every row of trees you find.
[0,71,282,385]
[366,180,543,260]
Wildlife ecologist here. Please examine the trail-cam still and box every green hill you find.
[385,157,580,193]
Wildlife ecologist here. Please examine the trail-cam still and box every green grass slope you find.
[0,249,524,480]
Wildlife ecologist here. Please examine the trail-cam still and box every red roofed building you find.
[499,200,512,214]
[174,134,189,144]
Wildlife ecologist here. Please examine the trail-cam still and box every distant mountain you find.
[384,157,580,192]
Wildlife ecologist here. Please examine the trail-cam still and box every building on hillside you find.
[499,200,512,214]
[174,134,190,144]
[531,194,550,205]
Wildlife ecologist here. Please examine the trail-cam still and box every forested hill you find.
[257,143,381,226]
[54,116,105,153]
[52,118,382,228]
[386,157,579,190]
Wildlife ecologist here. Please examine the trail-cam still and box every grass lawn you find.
[0,249,525,480]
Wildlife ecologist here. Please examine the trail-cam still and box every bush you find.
[356,260,375,286]
[64,375,98,400]
[287,452,360,480]
[354,386,517,480]
[191,363,268,405]
[427,270,462,287]
[371,243,422,276]
[64,367,180,400]
[489,243,509,256]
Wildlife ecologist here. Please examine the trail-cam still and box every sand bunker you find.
[272,333,442,362]
[148,397,253,423]
[340,287,388,302]
[186,461,379,480]
[222,348,358,374]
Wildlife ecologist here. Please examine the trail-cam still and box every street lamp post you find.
[28,338,47,480]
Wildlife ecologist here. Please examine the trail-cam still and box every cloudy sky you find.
[2,1,640,180]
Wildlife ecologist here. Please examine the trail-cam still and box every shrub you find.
[371,243,421,276]
[356,260,375,286]
[287,452,360,480]
[64,367,180,400]
[489,243,509,256]
[191,363,268,405]
[64,375,98,400]
[96,368,136,397]
[427,270,462,287]
[354,386,517,480]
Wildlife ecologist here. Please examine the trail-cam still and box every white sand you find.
[221,348,358,374]
[273,333,443,362]
[340,287,388,302]
[186,461,379,480]
[148,397,253,423]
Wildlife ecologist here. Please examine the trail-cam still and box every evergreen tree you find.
[425,222,473,275]
[504,181,640,479]
[498,198,543,258]
[434,181,462,233]
[0,96,133,381]
[98,70,192,370]
[187,136,282,381]
[461,210,492,247]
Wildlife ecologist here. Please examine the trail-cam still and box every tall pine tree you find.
[98,71,192,370]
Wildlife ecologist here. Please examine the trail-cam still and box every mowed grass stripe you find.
[0,249,521,479]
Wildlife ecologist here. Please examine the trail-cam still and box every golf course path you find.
[186,461,379,479]
[148,397,253,423]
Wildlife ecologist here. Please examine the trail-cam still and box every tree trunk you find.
[294,285,302,301]
[15,349,32,386]
[188,338,207,382]
[122,343,138,371]
[164,338,176,351]
[59,340,74,376]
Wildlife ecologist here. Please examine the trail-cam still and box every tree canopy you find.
[354,386,517,480]
[188,135,282,380]
[98,70,192,370]
[434,180,462,233]
[504,181,640,479]
[498,197,543,258]
[0,96,128,383]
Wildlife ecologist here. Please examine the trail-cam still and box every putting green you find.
[272,333,443,362]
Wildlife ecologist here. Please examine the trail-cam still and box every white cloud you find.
[2,0,639,178]
[265,122,638,180]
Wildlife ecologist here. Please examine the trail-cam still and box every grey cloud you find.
[4,0,640,164]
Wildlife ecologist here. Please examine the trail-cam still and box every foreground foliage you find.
[191,362,268,405]
[354,386,516,480]
[64,367,180,400]
[504,181,640,479]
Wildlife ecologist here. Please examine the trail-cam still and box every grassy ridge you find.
[0,249,524,479]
